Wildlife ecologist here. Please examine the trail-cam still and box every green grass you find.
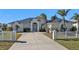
[0,33,22,50]
[44,32,79,50]
[56,39,79,50]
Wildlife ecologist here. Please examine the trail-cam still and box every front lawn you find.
[44,32,79,50]
[56,39,79,50]
[0,33,22,50]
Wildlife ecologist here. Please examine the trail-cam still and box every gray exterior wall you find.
[9,18,46,32]
[47,20,73,31]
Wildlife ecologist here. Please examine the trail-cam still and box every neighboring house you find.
[71,20,79,33]
[46,19,77,33]
[8,17,46,32]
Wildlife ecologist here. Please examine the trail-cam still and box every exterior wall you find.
[10,22,23,32]
[9,18,46,32]
[22,21,31,29]
[18,23,23,32]
[31,19,40,32]
[38,19,46,30]
[66,22,72,31]
[47,20,73,32]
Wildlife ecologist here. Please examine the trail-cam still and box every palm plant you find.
[40,13,47,20]
[57,9,70,31]
[36,16,41,22]
[0,24,2,31]
[72,13,79,22]
[57,9,70,23]
[2,24,7,31]
[36,13,48,32]
[15,25,20,32]
[51,15,57,21]
[40,13,48,32]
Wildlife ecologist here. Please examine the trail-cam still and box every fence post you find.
[14,31,16,41]
[52,30,55,40]
[15,31,16,41]
[76,31,78,38]
[12,30,16,41]
[65,31,67,38]
[2,31,4,40]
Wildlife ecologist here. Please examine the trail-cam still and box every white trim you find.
[31,20,40,32]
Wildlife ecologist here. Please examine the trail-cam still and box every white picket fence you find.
[0,31,16,41]
[52,30,79,40]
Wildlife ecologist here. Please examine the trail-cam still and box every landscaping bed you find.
[44,32,52,39]
[0,33,22,50]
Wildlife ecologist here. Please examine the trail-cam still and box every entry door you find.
[33,23,37,32]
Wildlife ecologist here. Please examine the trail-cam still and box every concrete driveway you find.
[9,32,67,50]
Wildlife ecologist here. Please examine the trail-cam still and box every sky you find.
[0,9,79,24]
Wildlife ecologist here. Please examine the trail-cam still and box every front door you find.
[32,23,37,32]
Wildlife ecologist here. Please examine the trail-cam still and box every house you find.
[46,19,77,33]
[8,17,46,32]
[8,15,79,33]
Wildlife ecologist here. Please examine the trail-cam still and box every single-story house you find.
[8,16,79,33]
[46,19,78,33]
[8,17,46,32]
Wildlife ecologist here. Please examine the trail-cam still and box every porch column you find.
[31,21,33,32]
[37,22,39,32]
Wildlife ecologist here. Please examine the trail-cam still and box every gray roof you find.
[8,18,34,24]
[47,18,72,23]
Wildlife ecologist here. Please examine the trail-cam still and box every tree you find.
[36,16,41,22]
[40,13,48,32]
[70,26,77,32]
[51,15,57,21]
[7,27,13,31]
[36,13,47,22]
[72,13,79,22]
[40,13,47,20]
[60,24,67,32]
[15,25,20,32]
[57,9,70,23]
[57,9,70,31]
[36,13,48,32]
[2,24,7,31]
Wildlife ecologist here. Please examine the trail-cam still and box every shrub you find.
[6,27,13,31]
[60,24,67,32]
[55,28,59,32]
[70,26,77,32]
[23,28,30,32]
[39,29,46,32]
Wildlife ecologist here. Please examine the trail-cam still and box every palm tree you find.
[57,9,70,23]
[72,13,79,22]
[57,9,70,31]
[36,16,41,22]
[41,13,48,31]
[2,24,7,31]
[51,15,57,21]
[37,13,47,32]
[40,13,47,20]
[15,25,20,32]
